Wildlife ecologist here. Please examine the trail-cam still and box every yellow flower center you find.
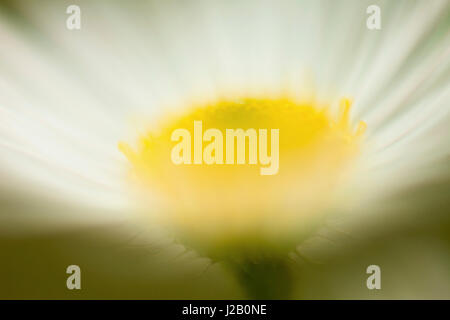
[119,97,366,259]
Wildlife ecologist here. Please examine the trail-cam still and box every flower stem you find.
[227,257,293,299]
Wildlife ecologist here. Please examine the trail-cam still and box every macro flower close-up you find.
[0,0,449,300]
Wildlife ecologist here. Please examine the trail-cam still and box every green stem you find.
[227,258,293,299]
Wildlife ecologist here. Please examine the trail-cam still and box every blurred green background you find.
[1,178,449,299]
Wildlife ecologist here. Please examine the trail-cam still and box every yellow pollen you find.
[119,97,366,258]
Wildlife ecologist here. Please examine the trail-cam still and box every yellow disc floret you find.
[119,97,366,259]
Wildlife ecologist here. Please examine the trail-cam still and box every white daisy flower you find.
[0,0,448,298]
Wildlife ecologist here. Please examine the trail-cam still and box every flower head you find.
[120,97,366,259]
